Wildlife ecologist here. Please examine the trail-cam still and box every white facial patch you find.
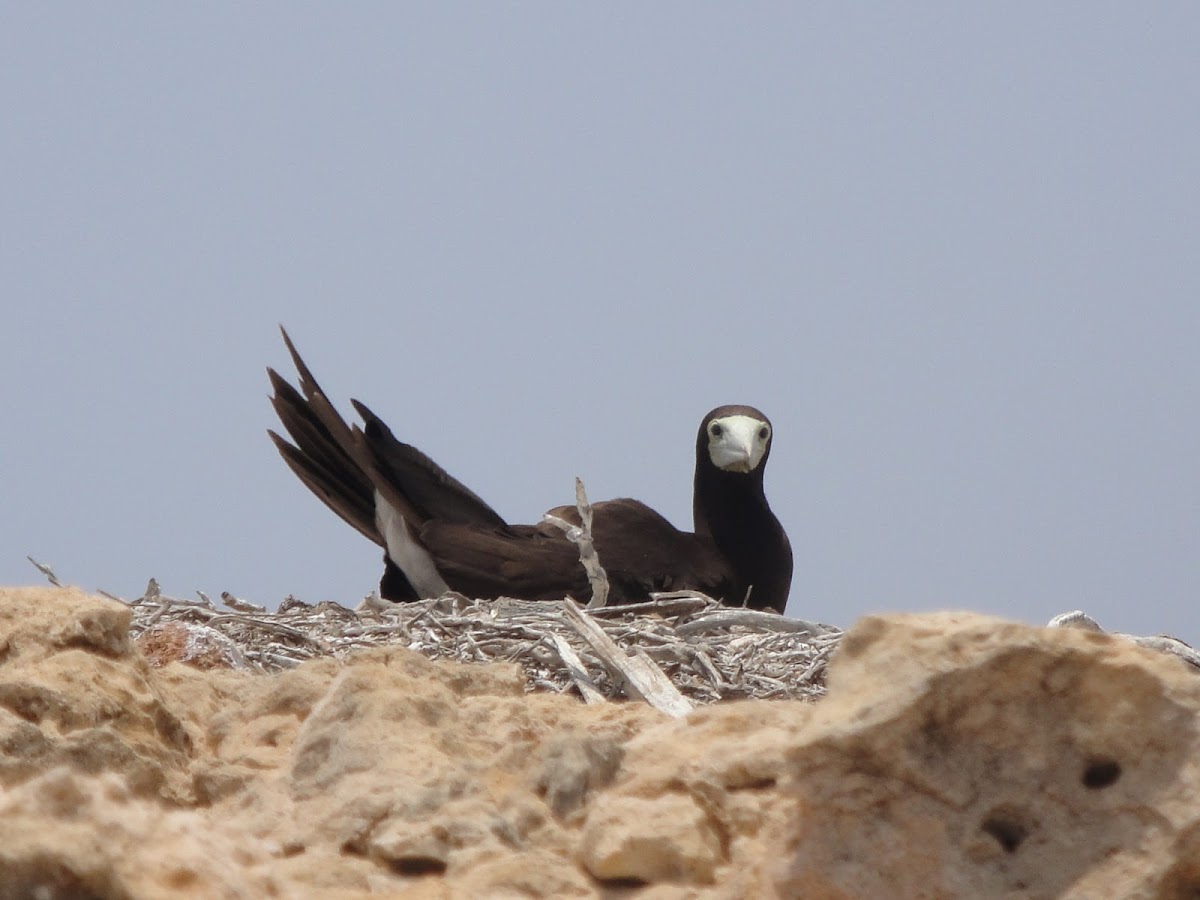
[706,414,770,473]
[374,490,451,598]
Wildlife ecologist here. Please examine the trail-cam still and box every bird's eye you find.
[758,426,769,440]
[710,423,723,437]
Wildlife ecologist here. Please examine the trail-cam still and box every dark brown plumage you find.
[267,328,792,613]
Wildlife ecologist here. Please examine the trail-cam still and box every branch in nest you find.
[549,634,607,704]
[221,591,267,614]
[542,476,610,609]
[562,598,693,717]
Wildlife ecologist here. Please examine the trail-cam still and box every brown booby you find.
[267,329,793,613]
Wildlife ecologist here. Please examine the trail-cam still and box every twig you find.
[675,610,838,638]
[221,591,267,614]
[26,556,62,587]
[543,477,610,609]
[562,598,693,717]
[145,599,173,627]
[549,634,608,704]
[194,591,220,609]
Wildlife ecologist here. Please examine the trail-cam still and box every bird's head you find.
[700,406,773,474]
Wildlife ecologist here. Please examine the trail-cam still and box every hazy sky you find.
[3,6,1197,640]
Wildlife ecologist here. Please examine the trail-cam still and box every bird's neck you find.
[693,464,791,611]
[693,467,771,542]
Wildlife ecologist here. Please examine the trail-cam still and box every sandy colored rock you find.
[0,586,193,801]
[770,612,1200,899]
[581,791,723,883]
[2,586,1200,898]
[0,767,282,900]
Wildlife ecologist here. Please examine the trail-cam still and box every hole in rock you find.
[981,816,1027,853]
[595,877,650,890]
[1082,759,1122,789]
[390,856,448,877]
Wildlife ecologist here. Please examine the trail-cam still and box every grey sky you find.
[3,5,1197,639]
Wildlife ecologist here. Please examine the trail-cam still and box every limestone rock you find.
[2,586,1200,898]
[0,767,282,900]
[0,586,193,801]
[770,612,1200,899]
[581,791,723,883]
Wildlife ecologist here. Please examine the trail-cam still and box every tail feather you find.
[273,327,427,531]
[268,369,366,495]
[268,326,508,604]
[267,427,380,547]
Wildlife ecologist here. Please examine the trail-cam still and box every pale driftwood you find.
[549,634,608,704]
[193,591,220,609]
[542,477,610,609]
[145,598,179,627]
[221,591,267,614]
[356,591,392,614]
[200,613,329,650]
[26,556,63,587]
[608,593,713,617]
[675,608,838,638]
[562,598,693,717]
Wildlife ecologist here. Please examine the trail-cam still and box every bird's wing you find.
[352,398,507,528]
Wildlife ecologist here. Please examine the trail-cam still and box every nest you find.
[115,578,840,715]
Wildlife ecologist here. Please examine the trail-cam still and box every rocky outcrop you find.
[0,585,1197,898]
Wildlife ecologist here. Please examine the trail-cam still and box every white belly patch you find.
[374,490,451,599]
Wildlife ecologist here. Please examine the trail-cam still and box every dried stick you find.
[543,477,610,609]
[549,634,608,704]
[562,598,693,717]
[675,609,840,638]
[221,591,267,614]
[26,556,62,587]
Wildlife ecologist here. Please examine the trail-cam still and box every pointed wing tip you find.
[276,325,322,396]
[266,428,293,451]
[278,324,301,363]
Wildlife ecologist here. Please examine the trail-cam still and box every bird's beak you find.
[713,439,753,473]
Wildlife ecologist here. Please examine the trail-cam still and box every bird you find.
[267,328,793,613]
